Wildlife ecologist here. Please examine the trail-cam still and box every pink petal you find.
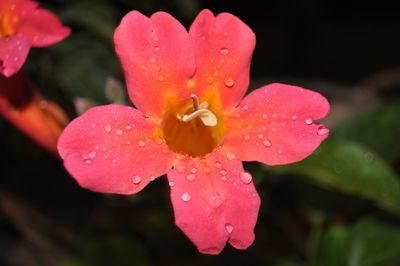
[188,9,255,109]
[167,148,260,254]
[223,83,330,165]
[0,34,30,77]
[0,0,37,12]
[58,104,175,194]
[114,11,196,119]
[17,8,71,47]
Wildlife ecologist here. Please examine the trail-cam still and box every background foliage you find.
[1,0,400,265]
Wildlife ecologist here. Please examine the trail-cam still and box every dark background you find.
[1,0,400,265]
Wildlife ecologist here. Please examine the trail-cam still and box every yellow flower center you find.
[162,91,225,157]
[0,7,19,38]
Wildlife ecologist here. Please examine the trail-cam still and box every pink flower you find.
[0,0,70,77]
[58,10,329,254]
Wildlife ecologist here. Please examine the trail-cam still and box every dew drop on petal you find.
[219,47,229,55]
[225,223,234,234]
[292,115,297,120]
[116,129,123,136]
[154,46,160,52]
[263,140,272,147]
[88,151,97,158]
[243,105,249,110]
[214,162,222,168]
[176,165,186,173]
[132,175,142,184]
[305,118,313,125]
[226,152,236,160]
[125,125,132,130]
[158,75,164,82]
[206,76,213,84]
[190,168,198,174]
[220,169,227,176]
[149,57,156,63]
[262,114,267,119]
[240,171,252,184]
[224,77,235,88]
[84,159,92,164]
[169,181,175,187]
[244,135,250,140]
[137,140,146,147]
[277,149,283,154]
[181,192,191,202]
[317,125,329,136]
[186,174,196,181]
[258,134,263,139]
[104,125,112,133]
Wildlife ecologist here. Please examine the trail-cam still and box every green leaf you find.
[334,101,400,162]
[268,139,400,215]
[317,219,400,266]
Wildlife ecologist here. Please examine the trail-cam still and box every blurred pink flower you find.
[0,0,70,77]
[58,10,330,254]
[0,73,69,154]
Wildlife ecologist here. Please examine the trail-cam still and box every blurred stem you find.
[305,211,326,266]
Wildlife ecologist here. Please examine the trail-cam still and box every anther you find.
[191,94,199,111]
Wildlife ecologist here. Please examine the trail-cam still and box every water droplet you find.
[224,77,235,88]
[272,113,277,118]
[84,159,92,164]
[244,135,250,141]
[132,175,142,184]
[154,46,160,52]
[291,115,297,120]
[158,75,165,82]
[116,129,123,136]
[149,176,156,181]
[149,57,156,63]
[182,192,191,202]
[88,151,97,158]
[206,76,213,84]
[104,125,112,133]
[169,181,175,187]
[214,162,222,168]
[153,36,159,41]
[305,118,313,125]
[263,140,272,147]
[186,174,196,181]
[177,165,186,173]
[258,134,263,139]
[190,168,198,174]
[317,125,329,136]
[240,171,252,184]
[219,47,229,55]
[225,223,234,234]
[223,32,229,36]
[243,105,248,110]
[219,169,227,176]
[226,152,236,160]
[137,140,146,147]
[277,149,283,154]
[262,114,267,119]
[125,125,132,130]
[281,122,286,127]
[154,137,163,145]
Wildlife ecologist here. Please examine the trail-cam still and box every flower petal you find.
[114,11,196,119]
[17,8,71,47]
[188,9,255,109]
[58,104,175,194]
[167,148,260,254]
[223,83,330,165]
[0,34,30,77]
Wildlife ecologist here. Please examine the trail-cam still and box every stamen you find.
[177,95,217,126]
[191,94,199,110]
